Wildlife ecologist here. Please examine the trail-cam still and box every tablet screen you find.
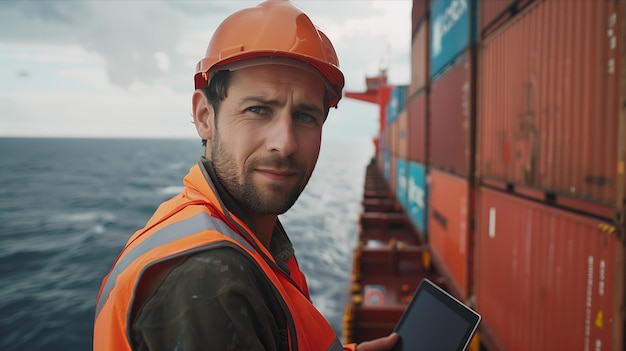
[392,279,480,351]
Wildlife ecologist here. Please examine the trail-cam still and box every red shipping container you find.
[408,91,427,164]
[476,187,624,351]
[411,0,427,36]
[397,110,409,159]
[481,0,516,37]
[409,21,428,97]
[480,0,537,39]
[428,169,475,299]
[430,52,473,177]
[478,0,623,211]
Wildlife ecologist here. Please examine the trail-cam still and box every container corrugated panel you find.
[410,21,428,96]
[430,52,472,177]
[407,161,428,238]
[476,187,624,351]
[396,157,409,209]
[480,0,516,36]
[480,0,536,38]
[412,0,428,36]
[397,110,409,159]
[428,169,473,298]
[430,0,475,77]
[408,91,427,164]
[478,0,623,207]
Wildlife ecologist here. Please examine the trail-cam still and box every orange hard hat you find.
[194,0,344,108]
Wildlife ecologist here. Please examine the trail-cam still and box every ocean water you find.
[0,137,373,350]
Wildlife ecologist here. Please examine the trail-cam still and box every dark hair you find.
[199,69,330,147]
[200,70,232,147]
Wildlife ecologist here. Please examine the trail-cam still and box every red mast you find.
[344,69,392,155]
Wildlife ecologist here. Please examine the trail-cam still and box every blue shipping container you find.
[430,0,475,77]
[386,85,408,124]
[396,157,408,209]
[407,161,428,237]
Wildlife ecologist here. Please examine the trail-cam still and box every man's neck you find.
[245,212,277,249]
[201,158,276,250]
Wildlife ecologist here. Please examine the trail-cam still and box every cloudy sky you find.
[0,0,411,139]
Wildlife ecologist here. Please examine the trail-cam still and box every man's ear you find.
[192,89,214,142]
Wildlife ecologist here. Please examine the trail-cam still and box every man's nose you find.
[266,111,297,156]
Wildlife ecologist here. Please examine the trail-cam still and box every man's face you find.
[210,64,326,215]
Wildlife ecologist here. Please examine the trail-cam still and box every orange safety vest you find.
[94,163,352,351]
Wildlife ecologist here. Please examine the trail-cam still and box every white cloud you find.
[154,51,171,72]
[0,0,411,138]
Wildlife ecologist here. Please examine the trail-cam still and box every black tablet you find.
[392,278,481,351]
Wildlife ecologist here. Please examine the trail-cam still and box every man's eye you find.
[294,112,317,124]
[247,106,268,115]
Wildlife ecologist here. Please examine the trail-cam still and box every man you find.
[94,1,398,350]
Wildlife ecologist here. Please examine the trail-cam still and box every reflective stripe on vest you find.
[95,211,253,318]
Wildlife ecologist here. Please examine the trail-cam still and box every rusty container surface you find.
[410,21,429,97]
[408,90,427,164]
[430,51,473,177]
[397,110,409,159]
[427,169,474,299]
[480,0,536,38]
[412,0,428,36]
[478,0,623,209]
[480,0,516,37]
[476,187,624,351]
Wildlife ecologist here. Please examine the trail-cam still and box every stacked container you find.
[406,1,430,241]
[386,85,408,201]
[478,0,622,217]
[474,1,625,350]
[345,0,625,349]
[424,0,478,302]
[476,187,622,350]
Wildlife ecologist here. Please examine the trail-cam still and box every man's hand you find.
[356,333,399,351]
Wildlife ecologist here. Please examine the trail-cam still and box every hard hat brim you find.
[195,51,344,108]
